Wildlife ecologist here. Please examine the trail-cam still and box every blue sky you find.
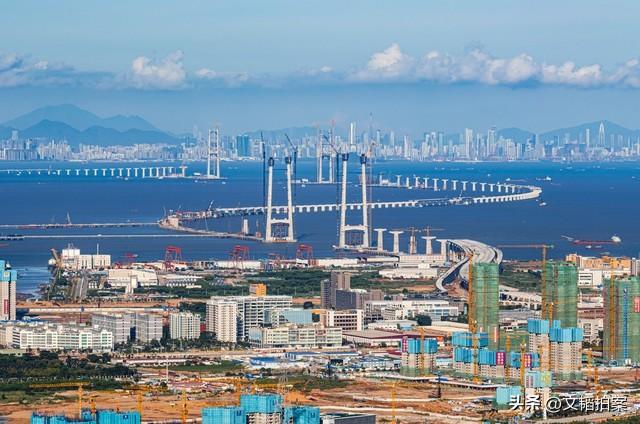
[2,0,640,134]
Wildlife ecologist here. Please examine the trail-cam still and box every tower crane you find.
[30,382,87,418]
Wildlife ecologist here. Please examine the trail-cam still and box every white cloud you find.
[352,43,415,81]
[194,68,249,86]
[351,44,640,89]
[128,50,186,89]
[5,47,640,91]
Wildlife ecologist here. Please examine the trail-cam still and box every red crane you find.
[164,246,183,270]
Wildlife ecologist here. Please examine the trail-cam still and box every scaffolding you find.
[472,263,500,349]
[604,277,640,365]
[544,261,578,328]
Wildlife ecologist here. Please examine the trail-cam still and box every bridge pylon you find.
[264,156,295,243]
[338,153,370,249]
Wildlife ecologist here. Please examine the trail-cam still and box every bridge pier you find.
[452,180,458,190]
[375,228,387,251]
[461,181,468,191]
[422,236,436,255]
[118,168,123,177]
[442,179,448,190]
[414,176,420,188]
[438,239,448,261]
[471,182,477,191]
[423,177,429,189]
[480,182,486,192]
[126,168,131,178]
[390,230,403,254]
[432,178,439,191]
[497,184,502,193]
[488,183,495,192]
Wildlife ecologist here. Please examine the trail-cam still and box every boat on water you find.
[561,235,622,246]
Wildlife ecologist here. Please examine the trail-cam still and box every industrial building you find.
[543,261,578,328]
[364,299,458,322]
[0,259,16,321]
[471,262,500,349]
[248,324,342,349]
[59,245,111,271]
[603,276,640,365]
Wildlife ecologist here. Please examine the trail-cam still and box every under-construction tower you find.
[472,262,500,349]
[264,156,295,243]
[604,276,640,365]
[206,127,221,179]
[543,261,578,328]
[337,153,370,249]
[316,129,336,184]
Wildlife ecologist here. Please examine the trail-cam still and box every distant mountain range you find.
[2,104,640,147]
[0,104,181,146]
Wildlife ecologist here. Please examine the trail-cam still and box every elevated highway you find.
[435,239,503,293]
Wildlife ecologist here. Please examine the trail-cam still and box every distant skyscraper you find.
[464,128,473,159]
[0,260,16,321]
[235,134,251,157]
[349,122,356,151]
[598,122,605,148]
[487,127,496,156]
[585,128,590,150]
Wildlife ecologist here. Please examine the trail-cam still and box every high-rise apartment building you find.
[0,260,16,321]
[169,312,201,340]
[92,313,133,345]
[603,277,640,364]
[471,262,500,349]
[321,271,351,308]
[135,313,163,343]
[206,298,238,343]
[543,261,578,328]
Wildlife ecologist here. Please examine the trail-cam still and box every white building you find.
[206,298,238,343]
[207,295,293,341]
[61,246,111,270]
[319,309,364,331]
[248,324,342,349]
[365,299,459,321]
[0,321,113,351]
[107,268,158,288]
[0,260,17,321]
[91,313,133,345]
[169,312,201,340]
[135,313,163,343]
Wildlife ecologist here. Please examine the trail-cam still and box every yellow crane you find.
[30,382,87,418]
[418,327,426,376]
[181,390,188,424]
